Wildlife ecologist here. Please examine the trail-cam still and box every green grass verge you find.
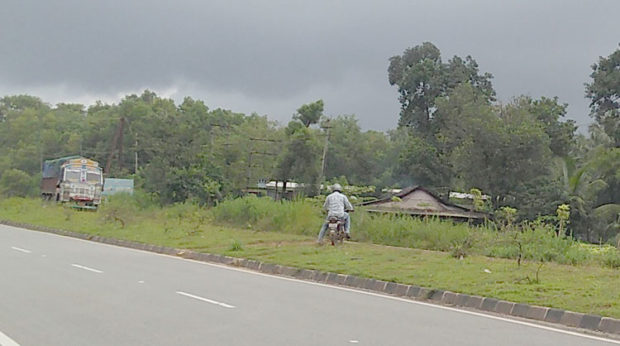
[212,196,620,268]
[1,197,619,319]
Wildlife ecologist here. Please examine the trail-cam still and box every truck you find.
[41,156,104,209]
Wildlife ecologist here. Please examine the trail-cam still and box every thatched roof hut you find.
[362,186,487,220]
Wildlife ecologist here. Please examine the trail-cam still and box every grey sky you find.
[1,0,618,131]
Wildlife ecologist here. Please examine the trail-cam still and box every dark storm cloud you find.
[1,0,618,130]
[1,0,376,95]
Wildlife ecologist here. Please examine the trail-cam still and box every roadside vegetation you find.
[213,196,620,268]
[1,44,618,245]
[0,42,618,320]
[1,196,618,319]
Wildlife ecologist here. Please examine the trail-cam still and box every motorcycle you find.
[327,210,353,246]
[327,216,346,246]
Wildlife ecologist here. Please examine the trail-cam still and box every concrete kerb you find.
[325,272,340,285]
[495,300,515,315]
[335,274,348,285]
[373,280,388,292]
[2,219,620,337]
[351,276,369,289]
[234,258,247,267]
[301,269,316,280]
[511,303,531,318]
[313,271,329,283]
[344,275,357,287]
[544,309,565,324]
[526,306,549,321]
[442,291,458,305]
[429,290,445,302]
[561,311,586,328]
[464,295,484,309]
[363,278,378,290]
[280,266,298,277]
[247,260,261,271]
[384,282,397,295]
[417,287,433,300]
[393,284,409,297]
[455,293,470,306]
[406,285,421,298]
[259,263,277,275]
[480,298,499,312]
[580,314,603,331]
[599,318,620,334]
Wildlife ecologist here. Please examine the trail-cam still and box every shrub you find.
[0,169,37,197]
[602,250,620,268]
[99,193,141,228]
[229,239,243,252]
[210,196,323,236]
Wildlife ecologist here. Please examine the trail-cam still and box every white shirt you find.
[323,191,353,217]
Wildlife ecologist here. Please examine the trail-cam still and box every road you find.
[1,224,618,346]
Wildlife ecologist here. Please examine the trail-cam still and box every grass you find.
[1,196,619,319]
[213,196,620,268]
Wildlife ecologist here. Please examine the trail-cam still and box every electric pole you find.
[318,120,332,192]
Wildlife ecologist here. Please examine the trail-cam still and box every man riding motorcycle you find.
[317,183,354,243]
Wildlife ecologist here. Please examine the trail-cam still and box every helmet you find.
[331,183,343,192]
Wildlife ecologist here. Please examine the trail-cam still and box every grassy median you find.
[1,196,618,318]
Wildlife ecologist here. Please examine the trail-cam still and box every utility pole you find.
[318,120,332,192]
[247,137,281,192]
[246,151,253,188]
[37,111,43,171]
[134,138,138,174]
[105,117,125,176]
[118,119,124,172]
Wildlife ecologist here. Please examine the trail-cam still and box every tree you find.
[396,133,451,188]
[388,42,495,131]
[275,121,322,196]
[566,138,619,242]
[444,55,495,103]
[293,100,324,127]
[0,95,47,115]
[525,96,577,157]
[323,115,391,187]
[388,42,443,130]
[585,46,619,147]
[429,84,561,216]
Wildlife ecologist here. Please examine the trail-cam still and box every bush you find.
[210,196,323,236]
[229,239,244,252]
[602,250,620,268]
[353,211,471,251]
[99,193,141,228]
[0,169,37,197]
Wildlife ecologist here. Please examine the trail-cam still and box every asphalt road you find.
[1,224,618,346]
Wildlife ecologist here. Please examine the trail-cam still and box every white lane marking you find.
[138,280,145,284]
[349,340,359,343]
[0,330,20,346]
[177,261,620,344]
[8,225,618,344]
[71,264,103,274]
[176,291,235,309]
[11,246,31,254]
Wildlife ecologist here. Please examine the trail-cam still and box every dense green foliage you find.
[0,43,618,243]
[585,46,620,146]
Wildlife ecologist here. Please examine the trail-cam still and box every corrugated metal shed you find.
[362,186,487,220]
[103,178,134,196]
